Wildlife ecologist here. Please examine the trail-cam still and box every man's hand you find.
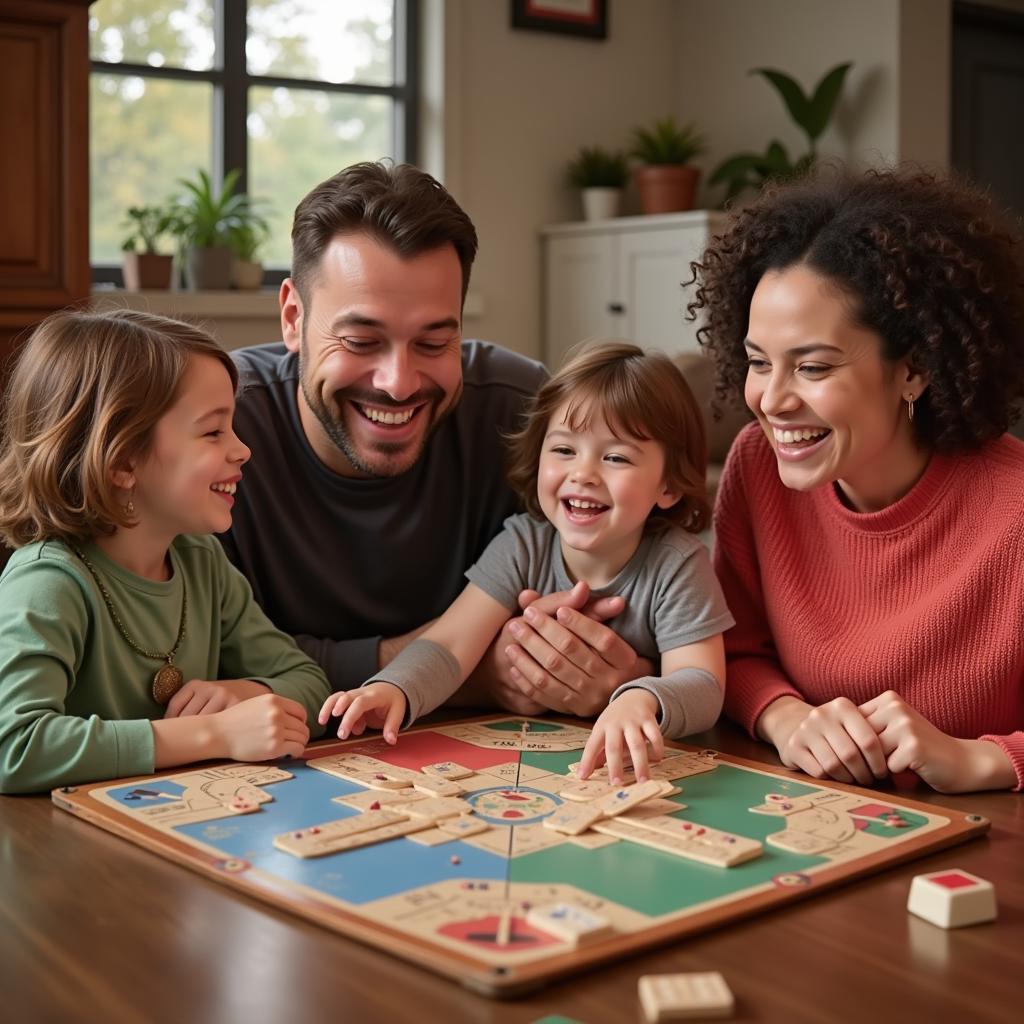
[860,691,1016,793]
[164,679,271,718]
[760,695,889,786]
[464,581,649,717]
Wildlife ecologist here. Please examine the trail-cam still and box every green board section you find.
[510,758,827,917]
[486,720,566,734]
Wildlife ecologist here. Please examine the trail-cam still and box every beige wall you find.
[428,0,954,362]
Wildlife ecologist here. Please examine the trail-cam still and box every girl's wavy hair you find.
[688,164,1024,450]
[0,309,237,548]
[506,340,710,534]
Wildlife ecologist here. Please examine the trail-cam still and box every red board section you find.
[302,731,515,772]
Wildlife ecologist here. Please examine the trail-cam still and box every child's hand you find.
[318,683,407,745]
[164,679,271,718]
[212,693,309,761]
[577,689,664,784]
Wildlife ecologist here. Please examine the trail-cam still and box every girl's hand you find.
[318,683,407,744]
[766,695,889,786]
[212,693,309,761]
[859,691,1016,793]
[577,689,664,784]
[164,678,270,718]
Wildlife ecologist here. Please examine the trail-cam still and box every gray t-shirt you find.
[466,513,734,659]
[220,342,547,692]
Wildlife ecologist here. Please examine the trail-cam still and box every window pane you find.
[91,74,213,263]
[90,0,214,71]
[247,0,394,85]
[249,87,392,266]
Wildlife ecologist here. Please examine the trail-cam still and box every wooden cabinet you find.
[0,0,92,380]
[540,211,727,369]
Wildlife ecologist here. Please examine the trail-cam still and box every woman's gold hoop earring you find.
[906,395,915,422]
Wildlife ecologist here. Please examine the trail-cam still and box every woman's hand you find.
[860,690,1016,793]
[576,689,665,784]
[760,695,889,785]
[318,682,407,744]
[164,678,271,718]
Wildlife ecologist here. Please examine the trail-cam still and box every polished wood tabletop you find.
[3,719,1021,1024]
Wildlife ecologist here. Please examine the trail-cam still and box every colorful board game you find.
[52,716,989,995]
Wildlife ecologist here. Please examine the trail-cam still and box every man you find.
[222,162,649,715]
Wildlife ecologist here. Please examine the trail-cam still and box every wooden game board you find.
[52,716,990,996]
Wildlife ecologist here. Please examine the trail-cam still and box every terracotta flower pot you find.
[635,165,701,214]
[121,252,173,290]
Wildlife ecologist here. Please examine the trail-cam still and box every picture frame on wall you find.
[510,0,608,41]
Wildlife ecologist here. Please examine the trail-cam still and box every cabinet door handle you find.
[608,302,625,314]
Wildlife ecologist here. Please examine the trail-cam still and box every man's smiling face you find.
[281,232,464,478]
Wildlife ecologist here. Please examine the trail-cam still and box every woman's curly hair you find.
[688,165,1024,451]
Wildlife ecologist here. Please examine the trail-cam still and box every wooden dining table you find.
[2,717,1021,1024]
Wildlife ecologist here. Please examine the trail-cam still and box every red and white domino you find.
[907,869,997,928]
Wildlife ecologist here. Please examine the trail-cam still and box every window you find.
[90,0,418,281]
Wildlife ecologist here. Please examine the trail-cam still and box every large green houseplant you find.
[170,169,264,290]
[630,117,706,214]
[120,205,174,290]
[566,146,629,221]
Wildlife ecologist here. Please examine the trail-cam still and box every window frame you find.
[91,0,419,286]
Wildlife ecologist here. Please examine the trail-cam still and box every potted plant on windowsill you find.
[567,146,629,221]
[228,216,271,290]
[120,205,174,290]
[170,169,260,290]
[630,117,706,214]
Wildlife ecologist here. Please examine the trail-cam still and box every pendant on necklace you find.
[153,663,185,705]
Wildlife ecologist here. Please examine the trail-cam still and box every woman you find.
[692,167,1024,793]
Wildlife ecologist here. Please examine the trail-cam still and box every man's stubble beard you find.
[297,332,461,478]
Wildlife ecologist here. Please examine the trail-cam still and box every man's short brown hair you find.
[290,161,478,307]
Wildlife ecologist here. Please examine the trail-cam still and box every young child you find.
[319,341,734,783]
[0,310,331,794]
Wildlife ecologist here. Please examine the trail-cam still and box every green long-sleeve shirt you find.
[0,534,331,793]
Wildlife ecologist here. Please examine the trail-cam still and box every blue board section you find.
[139,761,510,904]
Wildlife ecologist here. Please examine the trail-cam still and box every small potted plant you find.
[630,116,706,214]
[566,146,629,221]
[170,169,260,290]
[228,216,271,290]
[120,205,174,290]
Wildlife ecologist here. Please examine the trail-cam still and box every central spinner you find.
[468,787,562,826]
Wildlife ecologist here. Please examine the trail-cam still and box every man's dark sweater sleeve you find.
[293,634,381,692]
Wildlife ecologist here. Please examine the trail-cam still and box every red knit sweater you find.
[714,422,1024,790]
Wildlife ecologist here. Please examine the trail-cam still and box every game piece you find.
[566,831,621,849]
[595,779,672,818]
[412,776,465,797]
[526,902,613,946]
[593,817,762,867]
[437,815,491,838]
[421,761,474,780]
[450,855,461,865]
[543,801,606,836]
[332,787,425,811]
[560,779,619,802]
[638,972,734,1021]
[273,812,433,857]
[406,827,452,847]
[621,798,688,819]
[402,796,472,821]
[907,869,997,928]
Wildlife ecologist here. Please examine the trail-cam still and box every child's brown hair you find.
[0,309,237,548]
[506,340,710,533]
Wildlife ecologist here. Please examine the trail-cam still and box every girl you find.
[0,310,331,794]
[319,341,734,783]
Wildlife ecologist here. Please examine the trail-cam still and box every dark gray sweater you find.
[220,341,547,692]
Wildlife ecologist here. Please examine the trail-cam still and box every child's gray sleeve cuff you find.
[610,668,723,739]
[365,638,462,728]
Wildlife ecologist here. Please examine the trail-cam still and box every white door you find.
[544,234,618,369]
[617,226,708,356]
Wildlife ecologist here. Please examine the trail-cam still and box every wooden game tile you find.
[650,754,718,781]
[592,818,762,868]
[638,971,734,1021]
[437,815,491,838]
[595,780,669,818]
[621,798,689,819]
[765,829,839,855]
[525,902,613,946]
[626,814,763,864]
[333,788,424,811]
[527,773,573,794]
[565,831,621,850]
[412,776,466,798]
[402,797,472,821]
[542,801,605,836]
[406,827,454,847]
[273,811,427,858]
[560,779,619,802]
[420,761,474,780]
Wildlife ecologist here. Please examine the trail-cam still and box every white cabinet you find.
[541,211,728,369]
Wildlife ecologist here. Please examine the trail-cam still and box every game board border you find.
[51,714,991,997]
